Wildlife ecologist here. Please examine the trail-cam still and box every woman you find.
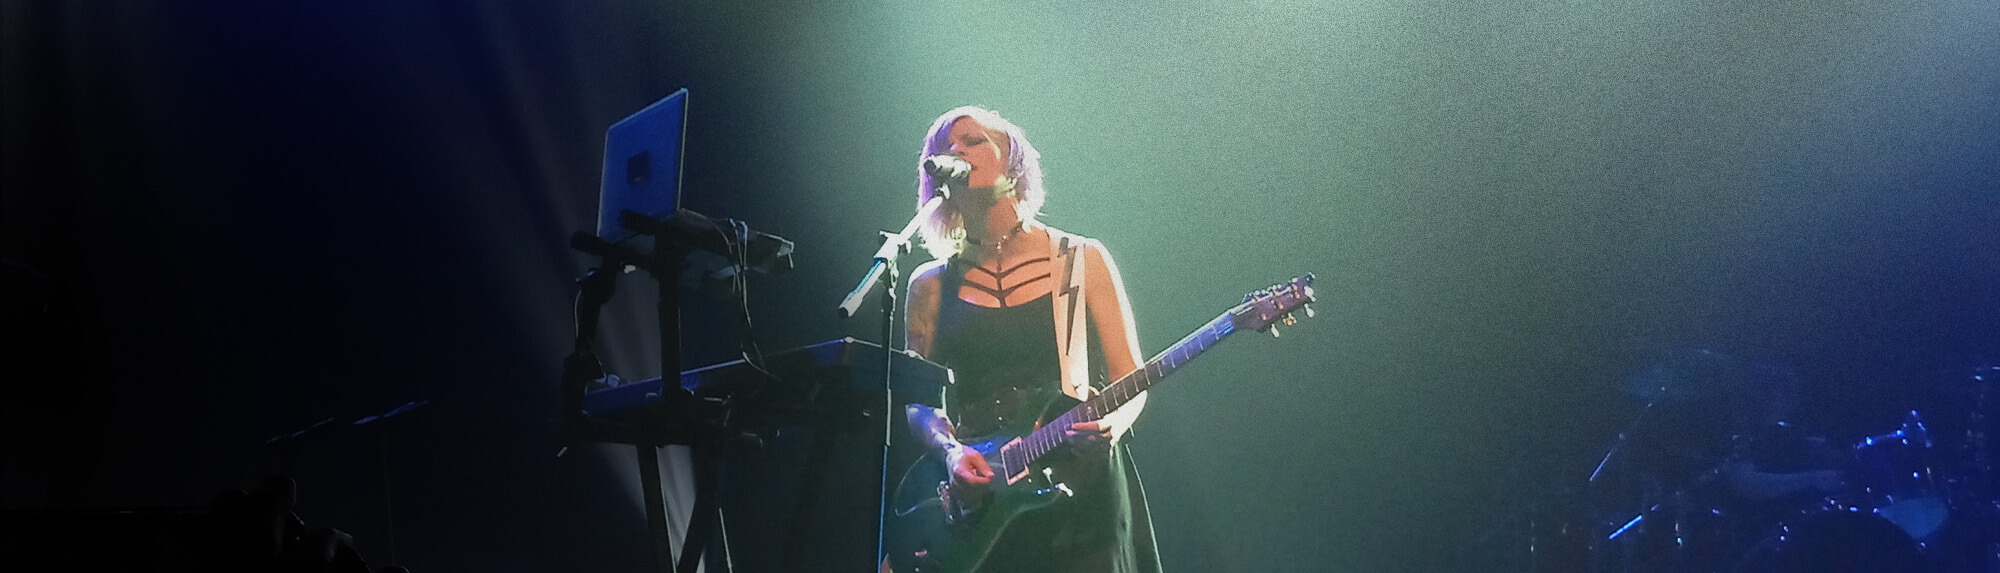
[898,106,1162,572]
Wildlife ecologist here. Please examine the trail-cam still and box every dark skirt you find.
[973,443,1163,573]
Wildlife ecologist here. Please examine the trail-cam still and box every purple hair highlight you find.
[915,106,1046,259]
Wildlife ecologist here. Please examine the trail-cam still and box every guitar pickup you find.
[999,438,1032,485]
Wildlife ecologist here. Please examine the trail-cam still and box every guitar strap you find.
[1048,228,1091,401]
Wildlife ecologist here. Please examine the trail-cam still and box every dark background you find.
[4,1,1995,571]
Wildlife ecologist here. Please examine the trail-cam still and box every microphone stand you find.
[835,187,948,570]
[837,194,946,319]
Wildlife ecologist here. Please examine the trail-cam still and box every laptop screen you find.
[596,89,688,242]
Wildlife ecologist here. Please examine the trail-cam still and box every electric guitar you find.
[886,274,1317,572]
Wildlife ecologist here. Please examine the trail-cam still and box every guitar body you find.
[886,275,1318,573]
[887,398,1081,573]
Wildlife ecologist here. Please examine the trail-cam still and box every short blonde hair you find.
[916,106,1046,260]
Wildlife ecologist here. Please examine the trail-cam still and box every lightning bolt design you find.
[1059,238,1083,356]
[1057,237,1090,399]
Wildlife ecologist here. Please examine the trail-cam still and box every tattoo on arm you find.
[906,404,958,451]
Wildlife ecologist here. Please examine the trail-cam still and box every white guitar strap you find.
[1049,230,1090,400]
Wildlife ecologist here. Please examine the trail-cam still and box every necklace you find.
[964,223,1023,257]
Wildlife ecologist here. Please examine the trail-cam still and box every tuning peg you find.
[1268,325,1281,338]
[1303,304,1315,318]
[1283,314,1298,326]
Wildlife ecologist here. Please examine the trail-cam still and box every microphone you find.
[923,155,972,182]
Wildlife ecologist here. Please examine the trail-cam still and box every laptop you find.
[596,88,689,242]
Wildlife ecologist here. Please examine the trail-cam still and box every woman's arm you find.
[1080,241,1147,441]
[906,404,994,486]
[904,259,946,359]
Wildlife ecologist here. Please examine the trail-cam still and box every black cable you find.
[712,217,775,381]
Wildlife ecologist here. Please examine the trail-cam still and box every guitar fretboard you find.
[1001,310,1240,472]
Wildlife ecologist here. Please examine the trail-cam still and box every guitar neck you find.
[1011,310,1239,465]
[1088,312,1236,416]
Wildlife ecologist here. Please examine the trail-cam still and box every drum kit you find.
[1479,355,1998,572]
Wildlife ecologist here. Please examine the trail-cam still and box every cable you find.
[712,217,774,382]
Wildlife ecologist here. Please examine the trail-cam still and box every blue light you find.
[1608,515,1645,540]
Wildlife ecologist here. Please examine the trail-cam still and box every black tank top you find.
[928,260,1163,573]
[930,260,1061,437]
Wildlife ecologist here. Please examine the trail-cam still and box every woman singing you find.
[897,106,1162,572]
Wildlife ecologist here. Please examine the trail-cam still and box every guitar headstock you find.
[1232,274,1316,336]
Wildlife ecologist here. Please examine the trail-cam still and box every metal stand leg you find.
[638,445,676,572]
[678,442,729,573]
